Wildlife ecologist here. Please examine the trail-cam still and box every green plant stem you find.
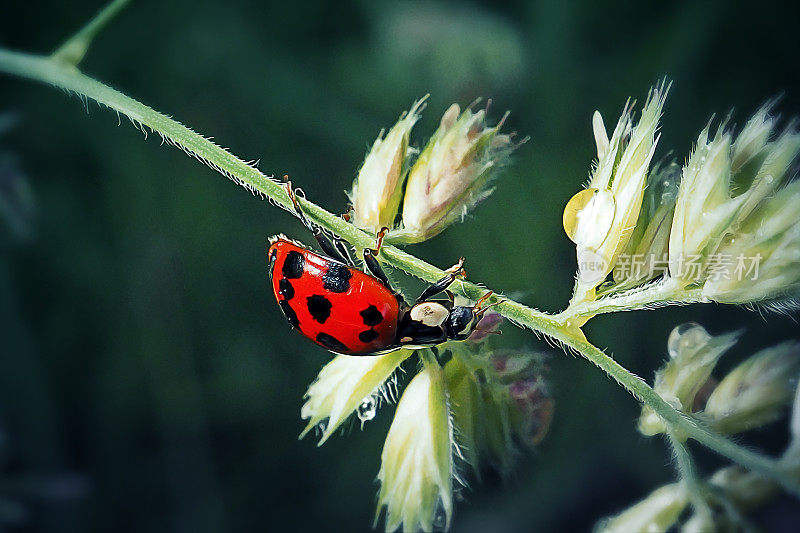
[52,0,131,65]
[560,333,800,497]
[667,431,714,523]
[0,48,558,331]
[1,48,797,498]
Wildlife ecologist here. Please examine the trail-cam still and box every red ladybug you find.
[268,184,497,356]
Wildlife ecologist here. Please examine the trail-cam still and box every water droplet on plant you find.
[357,396,377,423]
[765,174,774,184]
[576,248,610,285]
[720,234,735,247]
[667,322,709,358]
[563,187,616,247]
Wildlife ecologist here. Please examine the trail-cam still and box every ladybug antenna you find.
[473,291,505,317]
[477,300,505,317]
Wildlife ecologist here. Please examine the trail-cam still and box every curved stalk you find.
[52,0,132,65]
[668,432,714,524]
[1,47,797,497]
[566,334,800,496]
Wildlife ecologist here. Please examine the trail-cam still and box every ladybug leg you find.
[415,258,466,304]
[362,229,411,307]
[445,290,455,306]
[363,227,404,295]
[283,182,356,266]
[331,205,359,266]
[363,248,391,288]
[341,204,353,223]
[332,237,356,267]
[313,230,352,265]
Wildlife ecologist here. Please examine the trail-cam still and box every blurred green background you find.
[1,1,799,531]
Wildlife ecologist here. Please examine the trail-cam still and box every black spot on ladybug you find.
[322,264,352,293]
[358,329,379,343]
[307,295,332,323]
[360,305,383,326]
[316,332,348,352]
[279,278,295,300]
[268,249,277,279]
[278,300,300,330]
[282,251,305,279]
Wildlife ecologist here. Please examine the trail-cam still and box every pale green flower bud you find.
[731,103,777,176]
[299,350,411,445]
[564,84,667,299]
[376,364,453,532]
[703,341,800,434]
[639,323,739,436]
[731,125,800,224]
[702,179,800,305]
[444,355,484,477]
[609,161,679,290]
[350,98,426,232]
[395,103,513,243]
[668,127,741,285]
[710,386,800,513]
[685,461,798,530]
[445,355,511,476]
[709,465,780,512]
[445,349,552,478]
[596,483,688,533]
[669,105,800,294]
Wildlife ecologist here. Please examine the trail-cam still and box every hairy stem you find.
[668,432,714,523]
[559,333,800,496]
[0,47,559,331]
[1,48,797,497]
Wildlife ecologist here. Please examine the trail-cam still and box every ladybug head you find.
[402,293,501,346]
[446,291,503,341]
[445,305,479,340]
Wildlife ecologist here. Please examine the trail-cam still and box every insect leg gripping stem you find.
[415,258,466,304]
[282,181,354,266]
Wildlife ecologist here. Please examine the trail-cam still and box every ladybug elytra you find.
[268,183,498,356]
